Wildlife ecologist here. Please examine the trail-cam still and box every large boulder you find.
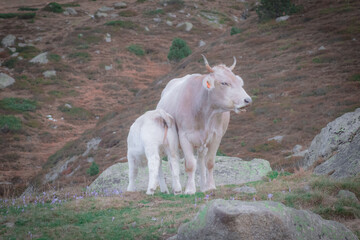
[88,156,272,194]
[174,199,358,240]
[299,108,360,177]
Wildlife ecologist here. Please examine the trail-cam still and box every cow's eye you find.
[221,82,229,86]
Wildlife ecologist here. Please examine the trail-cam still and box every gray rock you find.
[0,73,15,89]
[199,40,206,47]
[11,52,19,57]
[268,135,283,143]
[153,18,161,23]
[314,129,360,179]
[114,2,127,9]
[337,190,359,202]
[292,145,302,154]
[95,11,108,18]
[144,26,150,32]
[99,6,114,12]
[232,186,256,194]
[105,64,113,71]
[300,108,360,174]
[105,33,111,43]
[43,70,56,78]
[88,157,271,194]
[64,103,72,109]
[2,34,16,47]
[167,13,176,18]
[64,7,77,16]
[176,22,193,31]
[82,138,102,157]
[319,46,326,50]
[110,13,119,18]
[174,200,358,240]
[166,20,173,26]
[8,47,16,53]
[30,52,48,64]
[276,15,290,22]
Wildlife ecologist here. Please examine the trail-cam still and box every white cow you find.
[127,109,182,195]
[157,55,252,194]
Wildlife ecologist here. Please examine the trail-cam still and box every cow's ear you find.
[202,75,215,90]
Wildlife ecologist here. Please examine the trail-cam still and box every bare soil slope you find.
[0,0,359,196]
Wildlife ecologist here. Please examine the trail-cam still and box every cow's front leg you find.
[205,138,222,191]
[198,147,207,192]
[180,137,197,195]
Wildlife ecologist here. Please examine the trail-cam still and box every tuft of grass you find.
[167,38,191,62]
[119,10,138,17]
[61,3,80,7]
[58,104,93,121]
[87,162,99,176]
[0,115,22,131]
[230,27,243,35]
[249,140,281,153]
[44,2,64,13]
[18,7,38,11]
[0,98,37,112]
[127,44,145,56]
[17,46,40,59]
[104,20,138,30]
[284,190,324,208]
[349,74,360,82]
[0,12,36,19]
[266,170,291,180]
[68,52,91,62]
[48,53,61,62]
[216,149,227,156]
[312,56,335,64]
[3,58,18,69]
[144,9,164,16]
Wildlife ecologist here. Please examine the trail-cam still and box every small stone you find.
[110,13,119,18]
[153,18,161,23]
[65,7,77,15]
[166,20,173,26]
[318,46,326,50]
[114,2,127,9]
[43,70,56,78]
[167,13,176,18]
[99,6,114,12]
[2,34,16,48]
[18,43,32,47]
[18,56,23,60]
[276,15,290,22]
[144,26,150,31]
[64,103,72,109]
[11,52,19,57]
[0,73,15,89]
[176,22,192,31]
[105,33,111,43]
[233,186,257,194]
[87,157,94,163]
[337,190,359,202]
[95,50,100,54]
[292,145,302,154]
[199,40,206,47]
[30,52,49,64]
[268,135,283,143]
[105,64,113,71]
[8,47,16,53]
[78,33,83,38]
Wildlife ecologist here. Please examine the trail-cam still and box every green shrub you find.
[127,44,145,56]
[145,9,164,16]
[349,74,360,82]
[44,2,64,13]
[87,162,99,176]
[256,0,300,21]
[0,12,36,19]
[104,20,138,29]
[3,58,18,68]
[0,13,18,18]
[216,149,226,156]
[0,98,37,112]
[167,38,191,62]
[0,115,22,131]
[266,170,291,180]
[230,27,243,35]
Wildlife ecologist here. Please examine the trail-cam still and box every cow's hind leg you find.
[158,160,169,194]
[145,148,160,195]
[127,154,138,192]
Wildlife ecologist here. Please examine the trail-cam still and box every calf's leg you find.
[127,154,138,192]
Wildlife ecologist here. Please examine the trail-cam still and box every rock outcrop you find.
[88,157,272,194]
[173,200,358,240]
[299,108,360,179]
[0,73,15,89]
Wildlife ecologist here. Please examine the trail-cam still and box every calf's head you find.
[201,55,252,113]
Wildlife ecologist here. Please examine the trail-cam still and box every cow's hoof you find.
[173,190,182,195]
[146,189,155,195]
[184,189,196,195]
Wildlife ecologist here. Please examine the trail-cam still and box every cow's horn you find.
[202,54,214,73]
[229,56,236,71]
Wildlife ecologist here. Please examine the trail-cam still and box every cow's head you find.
[201,55,252,113]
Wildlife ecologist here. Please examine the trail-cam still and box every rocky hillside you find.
[0,0,359,196]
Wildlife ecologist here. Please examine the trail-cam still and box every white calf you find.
[126,109,182,195]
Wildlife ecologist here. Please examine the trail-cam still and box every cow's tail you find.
[157,109,174,144]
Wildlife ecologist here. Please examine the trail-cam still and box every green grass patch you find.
[48,89,79,98]
[17,45,41,59]
[44,2,63,13]
[87,162,99,176]
[216,149,227,156]
[3,58,18,68]
[58,104,93,120]
[349,74,360,82]
[0,98,37,112]
[312,57,336,64]
[0,12,36,19]
[144,9,164,16]
[266,170,291,180]
[119,10,138,17]
[18,7,38,11]
[127,44,145,56]
[284,190,324,208]
[256,0,302,22]
[68,52,91,62]
[0,115,22,131]
[61,3,80,7]
[249,140,281,153]
[167,38,191,62]
[230,27,243,35]
[104,20,139,30]
[48,53,61,62]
